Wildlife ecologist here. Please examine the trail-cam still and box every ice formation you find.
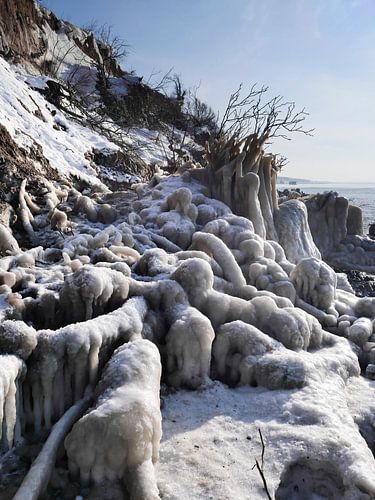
[306,191,375,271]
[165,305,215,389]
[65,339,161,499]
[212,320,308,389]
[0,355,25,451]
[1,130,375,499]
[59,265,130,321]
[275,200,322,264]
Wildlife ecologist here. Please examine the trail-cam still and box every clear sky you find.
[42,0,375,182]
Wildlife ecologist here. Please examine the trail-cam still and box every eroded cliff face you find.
[0,0,45,62]
[0,0,122,76]
[0,123,62,226]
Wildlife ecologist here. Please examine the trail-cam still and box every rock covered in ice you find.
[348,317,373,347]
[172,258,323,351]
[19,297,147,433]
[0,320,37,360]
[347,204,363,236]
[212,320,308,389]
[190,231,246,289]
[291,257,337,312]
[141,187,197,249]
[165,305,215,389]
[275,200,321,264]
[74,194,118,224]
[65,339,161,499]
[306,192,349,256]
[0,223,20,255]
[59,265,130,321]
[303,191,375,271]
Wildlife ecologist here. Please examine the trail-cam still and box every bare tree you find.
[185,92,218,135]
[217,83,267,139]
[82,22,129,89]
[208,83,313,174]
[144,67,174,93]
[217,83,313,143]
[85,22,129,63]
[274,154,288,172]
[170,73,186,105]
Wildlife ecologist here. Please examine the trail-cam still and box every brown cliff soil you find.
[0,123,63,225]
[0,0,45,62]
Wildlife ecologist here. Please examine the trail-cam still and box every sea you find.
[278,183,375,233]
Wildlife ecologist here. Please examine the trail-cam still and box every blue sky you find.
[43,0,375,182]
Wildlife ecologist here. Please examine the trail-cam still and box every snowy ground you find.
[158,382,280,499]
[158,377,375,499]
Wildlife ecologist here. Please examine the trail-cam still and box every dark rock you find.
[335,268,375,298]
[366,364,375,380]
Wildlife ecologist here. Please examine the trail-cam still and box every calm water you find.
[278,183,375,232]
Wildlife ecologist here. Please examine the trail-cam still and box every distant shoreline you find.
[278,178,375,187]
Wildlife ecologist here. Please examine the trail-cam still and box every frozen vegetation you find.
[1,2,375,499]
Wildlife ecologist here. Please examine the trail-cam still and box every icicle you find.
[0,355,25,451]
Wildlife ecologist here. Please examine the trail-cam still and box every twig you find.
[255,459,272,500]
[258,428,266,469]
[252,428,273,500]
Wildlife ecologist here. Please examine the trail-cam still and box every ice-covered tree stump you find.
[190,136,280,240]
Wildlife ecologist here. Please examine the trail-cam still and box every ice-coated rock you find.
[65,339,161,498]
[275,200,321,264]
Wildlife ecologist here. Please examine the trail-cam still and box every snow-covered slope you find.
[0,0,196,192]
[0,56,187,192]
[0,57,117,185]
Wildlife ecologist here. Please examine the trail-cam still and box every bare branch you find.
[253,429,272,500]
[90,22,130,62]
[274,154,289,172]
[217,83,313,145]
[255,460,272,500]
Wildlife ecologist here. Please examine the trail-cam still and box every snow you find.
[158,382,273,500]
[19,74,49,90]
[0,56,196,188]
[158,377,375,499]
[40,19,93,80]
[99,166,140,185]
[0,45,199,191]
